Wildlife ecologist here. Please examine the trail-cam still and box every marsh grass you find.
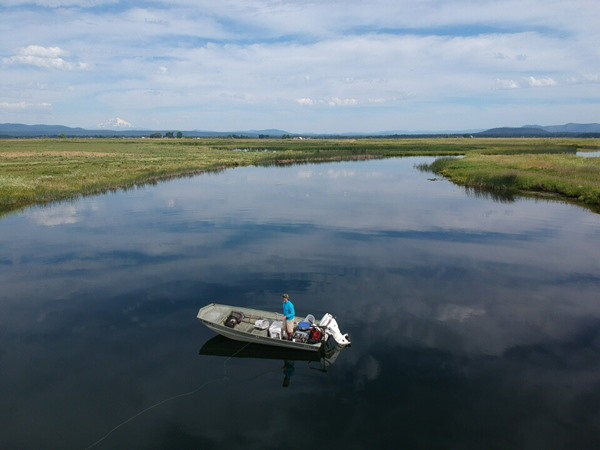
[1,137,599,215]
[423,152,600,208]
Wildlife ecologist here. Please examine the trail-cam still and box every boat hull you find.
[200,335,323,361]
[197,303,323,352]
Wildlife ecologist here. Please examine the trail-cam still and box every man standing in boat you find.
[282,294,295,339]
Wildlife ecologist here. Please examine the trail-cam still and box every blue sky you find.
[1,0,598,133]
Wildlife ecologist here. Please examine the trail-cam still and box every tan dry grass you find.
[2,151,117,158]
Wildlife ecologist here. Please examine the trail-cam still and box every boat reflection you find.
[199,335,346,387]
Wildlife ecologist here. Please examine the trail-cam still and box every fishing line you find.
[84,342,252,450]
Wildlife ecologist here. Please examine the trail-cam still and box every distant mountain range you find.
[0,123,289,138]
[1,122,599,138]
[476,123,600,137]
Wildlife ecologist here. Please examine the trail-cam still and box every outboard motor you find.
[319,313,351,347]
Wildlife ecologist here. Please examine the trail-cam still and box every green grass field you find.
[422,151,600,210]
[1,137,599,215]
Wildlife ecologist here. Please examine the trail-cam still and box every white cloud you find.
[582,74,600,83]
[526,76,557,87]
[295,98,314,106]
[494,78,520,89]
[3,45,91,71]
[327,97,358,107]
[567,73,600,85]
[296,97,358,107]
[492,52,511,60]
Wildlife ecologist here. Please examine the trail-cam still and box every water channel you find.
[1,157,600,449]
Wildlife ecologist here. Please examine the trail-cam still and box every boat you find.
[197,303,351,352]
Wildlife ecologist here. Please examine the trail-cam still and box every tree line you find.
[150,131,184,138]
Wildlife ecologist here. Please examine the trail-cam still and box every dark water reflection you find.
[1,158,600,449]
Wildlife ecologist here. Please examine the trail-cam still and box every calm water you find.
[1,158,600,450]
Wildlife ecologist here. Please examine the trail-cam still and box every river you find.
[1,157,599,449]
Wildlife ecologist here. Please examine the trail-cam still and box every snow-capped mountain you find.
[97,117,134,129]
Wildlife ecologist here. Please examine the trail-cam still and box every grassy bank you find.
[1,137,599,215]
[423,152,600,210]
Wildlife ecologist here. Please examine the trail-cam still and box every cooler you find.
[269,321,283,339]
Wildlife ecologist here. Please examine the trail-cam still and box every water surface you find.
[1,158,600,449]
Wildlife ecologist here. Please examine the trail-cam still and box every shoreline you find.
[1,137,599,216]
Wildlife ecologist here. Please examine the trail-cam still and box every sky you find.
[0,0,599,133]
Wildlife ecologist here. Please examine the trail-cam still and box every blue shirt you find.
[283,300,295,321]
